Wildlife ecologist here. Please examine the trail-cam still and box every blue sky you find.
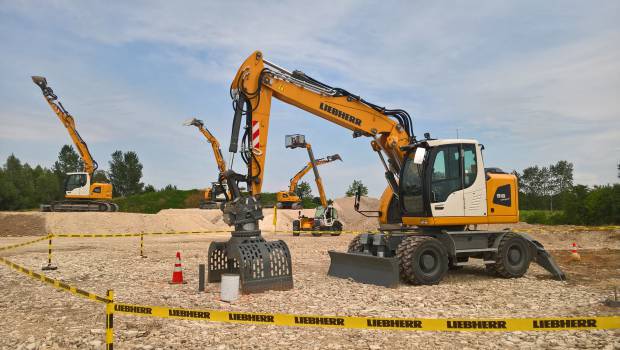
[0,1,618,198]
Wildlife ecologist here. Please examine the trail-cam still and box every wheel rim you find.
[507,245,523,266]
[419,250,439,274]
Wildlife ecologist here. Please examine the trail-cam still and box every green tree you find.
[108,150,144,197]
[345,180,368,197]
[295,181,312,199]
[143,184,156,193]
[53,145,83,177]
[92,170,109,183]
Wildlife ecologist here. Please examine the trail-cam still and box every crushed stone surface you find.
[0,200,618,349]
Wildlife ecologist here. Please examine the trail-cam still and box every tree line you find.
[0,145,148,210]
[517,160,619,225]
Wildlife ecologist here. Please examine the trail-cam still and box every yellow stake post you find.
[42,235,57,271]
[105,290,114,350]
[273,206,277,233]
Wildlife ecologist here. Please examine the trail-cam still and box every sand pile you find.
[332,196,380,231]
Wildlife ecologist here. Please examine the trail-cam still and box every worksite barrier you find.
[1,234,619,348]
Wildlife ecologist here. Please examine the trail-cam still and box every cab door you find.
[462,144,487,217]
[428,145,465,217]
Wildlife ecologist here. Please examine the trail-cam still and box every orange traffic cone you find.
[170,252,187,284]
[570,242,581,262]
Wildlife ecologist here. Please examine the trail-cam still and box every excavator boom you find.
[32,76,97,176]
[228,51,413,224]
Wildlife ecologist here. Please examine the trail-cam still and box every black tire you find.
[330,221,343,236]
[292,202,303,210]
[111,203,119,212]
[397,236,448,285]
[292,220,300,236]
[347,234,364,253]
[99,203,109,212]
[276,202,283,209]
[492,233,531,278]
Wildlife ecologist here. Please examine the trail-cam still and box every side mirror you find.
[413,147,426,164]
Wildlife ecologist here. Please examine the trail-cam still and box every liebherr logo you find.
[320,102,362,126]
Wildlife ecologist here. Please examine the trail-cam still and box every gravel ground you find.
[1,231,618,349]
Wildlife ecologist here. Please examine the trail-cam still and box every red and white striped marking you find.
[252,120,260,149]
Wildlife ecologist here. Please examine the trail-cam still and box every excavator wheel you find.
[330,221,343,236]
[291,202,303,210]
[491,233,532,278]
[292,220,301,236]
[396,236,448,285]
[347,234,364,253]
[111,203,119,212]
[276,202,283,209]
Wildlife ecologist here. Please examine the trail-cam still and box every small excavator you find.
[184,118,229,209]
[276,134,342,210]
[208,51,565,293]
[32,76,118,212]
[284,134,343,236]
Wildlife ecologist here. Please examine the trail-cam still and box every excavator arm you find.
[289,154,342,194]
[184,118,227,174]
[228,51,413,223]
[31,76,97,176]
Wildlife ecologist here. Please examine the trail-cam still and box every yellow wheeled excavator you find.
[276,134,342,210]
[283,134,344,236]
[184,118,229,209]
[32,76,118,212]
[209,51,565,293]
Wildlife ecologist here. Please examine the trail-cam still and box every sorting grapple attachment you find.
[327,251,399,288]
[207,190,293,293]
[208,238,293,293]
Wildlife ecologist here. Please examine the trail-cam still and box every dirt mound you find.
[332,196,380,231]
[0,213,47,237]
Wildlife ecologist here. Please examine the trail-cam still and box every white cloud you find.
[0,1,618,194]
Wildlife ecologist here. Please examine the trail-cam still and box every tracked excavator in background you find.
[209,51,565,293]
[32,76,118,212]
[276,135,342,210]
[184,118,230,209]
[283,134,343,236]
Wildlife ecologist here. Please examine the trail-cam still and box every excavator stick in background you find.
[184,118,230,209]
[277,134,342,210]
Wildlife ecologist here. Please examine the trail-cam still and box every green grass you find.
[520,210,567,225]
[112,189,319,214]
[112,189,202,214]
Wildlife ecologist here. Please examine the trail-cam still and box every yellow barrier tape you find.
[0,257,110,303]
[52,230,232,238]
[112,302,619,332]
[0,235,51,252]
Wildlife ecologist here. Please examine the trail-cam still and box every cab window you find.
[463,144,477,188]
[430,145,461,202]
[64,174,87,191]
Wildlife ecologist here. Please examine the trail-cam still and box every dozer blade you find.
[327,251,399,288]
